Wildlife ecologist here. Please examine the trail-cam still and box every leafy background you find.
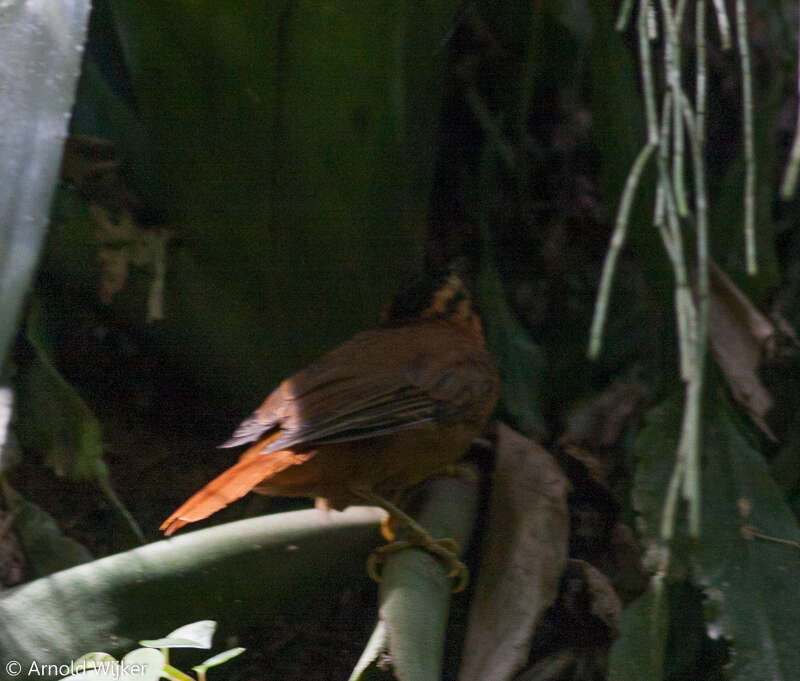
[2,0,800,680]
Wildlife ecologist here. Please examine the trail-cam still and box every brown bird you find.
[161,269,499,589]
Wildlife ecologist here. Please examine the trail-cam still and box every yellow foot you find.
[439,462,480,483]
[349,486,470,592]
[367,537,469,593]
[380,513,398,541]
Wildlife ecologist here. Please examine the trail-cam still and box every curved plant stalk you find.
[0,507,384,677]
[780,6,800,201]
[350,466,480,681]
[591,0,739,543]
[588,0,659,361]
[736,0,757,275]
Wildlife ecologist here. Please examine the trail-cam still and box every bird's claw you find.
[367,537,469,593]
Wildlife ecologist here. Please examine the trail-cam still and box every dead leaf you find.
[0,510,25,589]
[567,559,623,637]
[560,444,614,490]
[60,135,140,215]
[708,262,777,439]
[606,522,649,604]
[512,650,575,681]
[458,424,569,681]
[558,369,648,491]
[561,368,648,449]
[769,304,800,352]
[92,206,171,321]
[513,559,624,681]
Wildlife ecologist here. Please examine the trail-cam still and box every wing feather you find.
[220,324,497,453]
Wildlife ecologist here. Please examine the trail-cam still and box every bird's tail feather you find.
[160,448,311,536]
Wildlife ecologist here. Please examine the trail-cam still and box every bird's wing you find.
[219,324,497,452]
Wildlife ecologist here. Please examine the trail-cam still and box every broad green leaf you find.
[608,577,669,681]
[1,480,92,578]
[63,0,457,418]
[479,251,547,440]
[693,394,800,681]
[623,387,800,680]
[0,0,91,368]
[0,507,383,676]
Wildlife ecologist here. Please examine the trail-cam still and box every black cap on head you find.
[383,260,472,326]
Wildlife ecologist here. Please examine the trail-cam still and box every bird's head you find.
[383,263,485,341]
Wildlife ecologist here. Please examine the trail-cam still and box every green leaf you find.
[631,393,685,547]
[0,0,91,367]
[77,0,457,416]
[623,387,800,680]
[138,638,204,650]
[193,647,246,672]
[140,620,216,650]
[17,300,106,482]
[478,256,547,440]
[1,480,92,578]
[608,577,669,681]
[15,301,144,542]
[693,394,800,681]
[165,621,215,647]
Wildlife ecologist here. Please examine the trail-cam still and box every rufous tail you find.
[160,449,310,536]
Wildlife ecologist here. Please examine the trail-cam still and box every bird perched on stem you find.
[161,267,499,590]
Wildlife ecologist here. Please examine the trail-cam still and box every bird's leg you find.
[351,487,468,592]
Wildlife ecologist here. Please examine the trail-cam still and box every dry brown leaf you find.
[513,650,576,681]
[458,424,569,681]
[558,370,648,491]
[0,510,25,589]
[606,522,649,604]
[567,559,622,636]
[708,262,776,439]
[561,368,648,449]
[560,443,614,490]
[60,135,141,215]
[92,206,171,321]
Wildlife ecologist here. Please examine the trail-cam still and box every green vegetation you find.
[2,1,800,680]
